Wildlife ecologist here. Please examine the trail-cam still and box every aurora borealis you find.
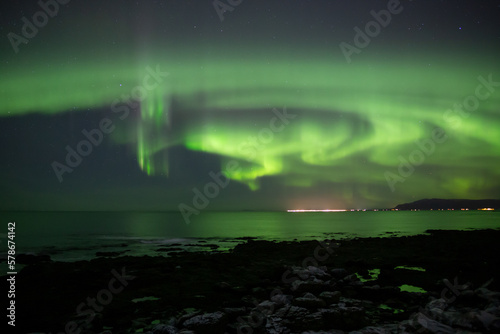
[0,0,499,211]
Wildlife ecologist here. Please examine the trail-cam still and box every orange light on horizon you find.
[478,208,495,211]
[287,209,347,213]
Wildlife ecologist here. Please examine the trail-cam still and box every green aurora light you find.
[1,46,499,205]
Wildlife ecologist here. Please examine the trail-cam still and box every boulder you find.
[151,324,178,334]
[182,311,227,334]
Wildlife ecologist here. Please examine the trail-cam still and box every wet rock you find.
[287,265,331,283]
[223,307,247,319]
[265,315,289,334]
[249,300,276,320]
[182,311,227,333]
[293,293,326,309]
[241,295,260,308]
[319,291,341,304]
[292,279,329,294]
[475,309,500,331]
[319,307,342,327]
[176,310,201,327]
[274,305,309,319]
[475,287,500,302]
[290,311,324,331]
[413,312,455,333]
[271,293,292,306]
[350,324,400,333]
[401,289,500,334]
[151,324,178,334]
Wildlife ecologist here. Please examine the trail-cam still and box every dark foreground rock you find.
[3,229,500,333]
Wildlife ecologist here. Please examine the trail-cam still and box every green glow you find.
[395,266,426,272]
[131,296,160,303]
[1,46,499,205]
[355,269,380,282]
[399,284,427,293]
[378,304,404,314]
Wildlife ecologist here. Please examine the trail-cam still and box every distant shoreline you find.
[2,198,500,212]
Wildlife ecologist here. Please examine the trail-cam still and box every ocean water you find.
[1,210,499,265]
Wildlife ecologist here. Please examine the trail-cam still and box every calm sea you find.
[1,211,499,265]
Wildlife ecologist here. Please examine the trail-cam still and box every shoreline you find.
[7,229,500,333]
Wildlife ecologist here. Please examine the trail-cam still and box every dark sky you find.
[1,0,499,211]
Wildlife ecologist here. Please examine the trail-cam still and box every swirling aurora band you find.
[1,47,499,202]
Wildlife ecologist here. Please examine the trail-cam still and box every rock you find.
[341,273,361,284]
[176,310,201,327]
[413,312,455,333]
[271,293,292,306]
[306,266,331,279]
[182,311,227,334]
[241,295,260,308]
[274,305,309,319]
[350,324,400,333]
[152,324,178,334]
[475,287,500,302]
[319,291,341,304]
[330,268,348,279]
[265,315,289,334]
[223,307,247,319]
[340,306,367,330]
[293,293,326,309]
[424,298,448,315]
[214,281,232,291]
[289,265,331,281]
[292,279,329,294]
[289,311,324,331]
[475,310,500,331]
[256,300,277,315]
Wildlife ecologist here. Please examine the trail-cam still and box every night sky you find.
[1,0,499,211]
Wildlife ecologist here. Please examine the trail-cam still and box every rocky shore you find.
[6,229,500,333]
